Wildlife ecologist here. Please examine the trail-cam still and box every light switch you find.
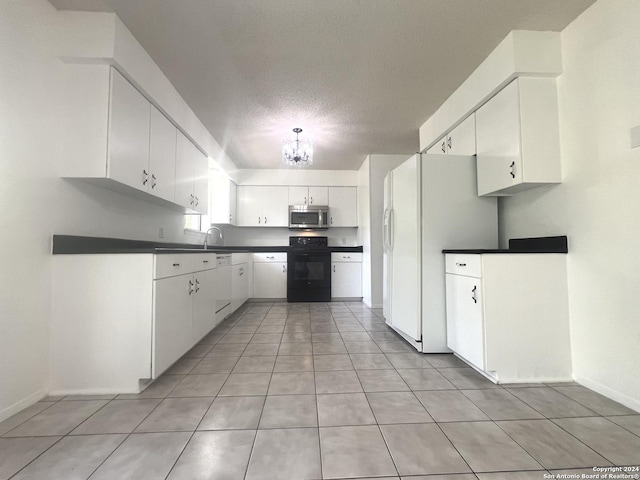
[631,126,640,149]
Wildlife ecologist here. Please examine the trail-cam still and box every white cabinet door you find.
[426,137,447,155]
[108,68,150,191]
[476,80,522,196]
[331,262,362,298]
[253,262,287,298]
[237,186,263,226]
[149,106,176,202]
[229,181,237,225]
[153,274,194,378]
[193,269,216,342]
[262,186,289,226]
[193,148,209,215]
[288,186,309,205]
[328,187,357,227]
[476,78,561,196]
[175,131,196,209]
[288,186,328,206]
[308,186,328,205]
[231,263,249,312]
[445,273,485,370]
[447,114,476,156]
[210,172,237,224]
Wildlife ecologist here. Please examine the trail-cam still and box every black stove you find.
[287,236,331,302]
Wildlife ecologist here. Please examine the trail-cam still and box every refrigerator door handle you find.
[389,209,394,250]
[382,209,389,250]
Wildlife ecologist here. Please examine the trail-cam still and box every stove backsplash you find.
[220,225,358,247]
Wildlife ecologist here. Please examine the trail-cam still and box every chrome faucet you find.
[204,226,223,249]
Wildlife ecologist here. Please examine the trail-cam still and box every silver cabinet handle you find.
[304,196,307,204]
[333,265,336,273]
[195,278,200,293]
[190,194,195,206]
[283,265,286,273]
[447,136,452,150]
[194,196,199,207]
[172,263,181,267]
[151,174,157,189]
[264,217,267,224]
[343,256,351,259]
[331,217,334,225]
[441,140,446,153]
[471,285,477,304]
[266,256,275,260]
[203,260,209,263]
[188,279,194,295]
[310,196,313,204]
[510,161,516,179]
[258,217,261,224]
[456,262,466,267]
[142,169,149,185]
[229,214,233,221]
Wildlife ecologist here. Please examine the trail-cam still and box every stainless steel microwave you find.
[289,205,329,229]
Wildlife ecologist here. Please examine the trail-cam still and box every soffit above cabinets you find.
[49,0,594,170]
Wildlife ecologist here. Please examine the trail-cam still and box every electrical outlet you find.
[158,227,164,239]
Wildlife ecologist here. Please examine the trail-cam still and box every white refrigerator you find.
[383,153,498,352]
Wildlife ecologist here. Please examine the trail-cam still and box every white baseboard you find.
[575,376,640,414]
[0,388,48,423]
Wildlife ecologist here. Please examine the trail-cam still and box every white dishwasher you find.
[215,254,232,324]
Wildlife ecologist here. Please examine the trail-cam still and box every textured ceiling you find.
[50,0,594,170]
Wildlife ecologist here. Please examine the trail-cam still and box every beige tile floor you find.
[1,301,639,479]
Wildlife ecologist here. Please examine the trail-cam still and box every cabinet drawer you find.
[445,254,482,277]
[155,254,201,279]
[253,252,287,263]
[193,254,216,271]
[231,252,250,265]
[331,252,362,262]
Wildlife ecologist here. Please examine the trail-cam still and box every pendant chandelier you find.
[282,128,313,167]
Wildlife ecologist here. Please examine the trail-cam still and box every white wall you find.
[357,157,372,306]
[368,155,412,308]
[233,169,358,186]
[222,226,358,247]
[500,0,640,410]
[0,0,223,421]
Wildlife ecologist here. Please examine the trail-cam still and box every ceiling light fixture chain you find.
[282,127,313,167]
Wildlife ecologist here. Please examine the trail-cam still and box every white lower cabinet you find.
[192,268,217,344]
[331,252,362,299]
[153,274,195,378]
[51,253,219,395]
[444,253,571,383]
[253,252,287,298]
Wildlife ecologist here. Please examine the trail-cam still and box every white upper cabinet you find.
[63,66,210,212]
[210,169,237,225]
[426,114,476,156]
[476,78,561,196]
[107,68,151,191]
[148,106,176,203]
[237,186,288,226]
[175,131,208,214]
[288,186,308,205]
[328,187,357,227]
[288,186,329,205]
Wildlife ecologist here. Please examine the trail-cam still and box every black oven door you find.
[287,250,331,302]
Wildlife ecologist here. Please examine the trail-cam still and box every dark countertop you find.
[52,235,363,255]
[443,235,568,255]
